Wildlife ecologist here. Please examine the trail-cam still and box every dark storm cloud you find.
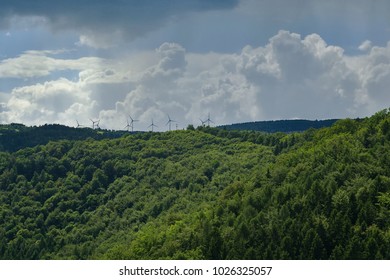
[0,0,239,38]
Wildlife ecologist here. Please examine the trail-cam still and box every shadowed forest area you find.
[0,110,389,259]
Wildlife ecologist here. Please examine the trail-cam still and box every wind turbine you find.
[76,120,84,128]
[90,119,100,129]
[165,114,176,131]
[199,118,206,126]
[205,112,214,127]
[129,115,139,132]
[124,118,131,131]
[148,119,158,132]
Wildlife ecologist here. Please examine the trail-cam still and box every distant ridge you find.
[218,119,339,133]
[0,123,129,152]
[0,119,339,152]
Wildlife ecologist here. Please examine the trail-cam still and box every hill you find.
[218,119,339,132]
[0,119,338,153]
[0,110,390,259]
[0,123,130,152]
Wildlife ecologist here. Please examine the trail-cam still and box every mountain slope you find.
[0,110,389,259]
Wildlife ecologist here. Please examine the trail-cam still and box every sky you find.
[0,0,390,131]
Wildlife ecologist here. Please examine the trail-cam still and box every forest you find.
[0,109,389,259]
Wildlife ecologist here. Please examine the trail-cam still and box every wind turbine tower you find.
[90,119,100,129]
[148,119,158,132]
[205,113,214,127]
[124,118,131,131]
[129,115,139,132]
[166,115,176,131]
[76,120,84,128]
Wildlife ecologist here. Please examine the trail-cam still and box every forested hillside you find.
[0,110,390,259]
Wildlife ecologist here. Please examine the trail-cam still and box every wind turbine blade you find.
[129,115,139,121]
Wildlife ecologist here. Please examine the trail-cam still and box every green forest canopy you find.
[0,109,390,259]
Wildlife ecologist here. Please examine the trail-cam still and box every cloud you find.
[240,0,390,27]
[351,42,390,112]
[359,40,372,52]
[2,78,94,125]
[140,43,187,85]
[183,31,390,121]
[0,42,189,129]
[76,34,119,49]
[1,31,390,129]
[0,0,239,48]
[103,42,189,130]
[0,50,107,78]
[206,31,352,119]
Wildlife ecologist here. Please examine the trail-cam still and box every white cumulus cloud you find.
[1,31,390,129]
[359,40,373,52]
[0,50,107,78]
